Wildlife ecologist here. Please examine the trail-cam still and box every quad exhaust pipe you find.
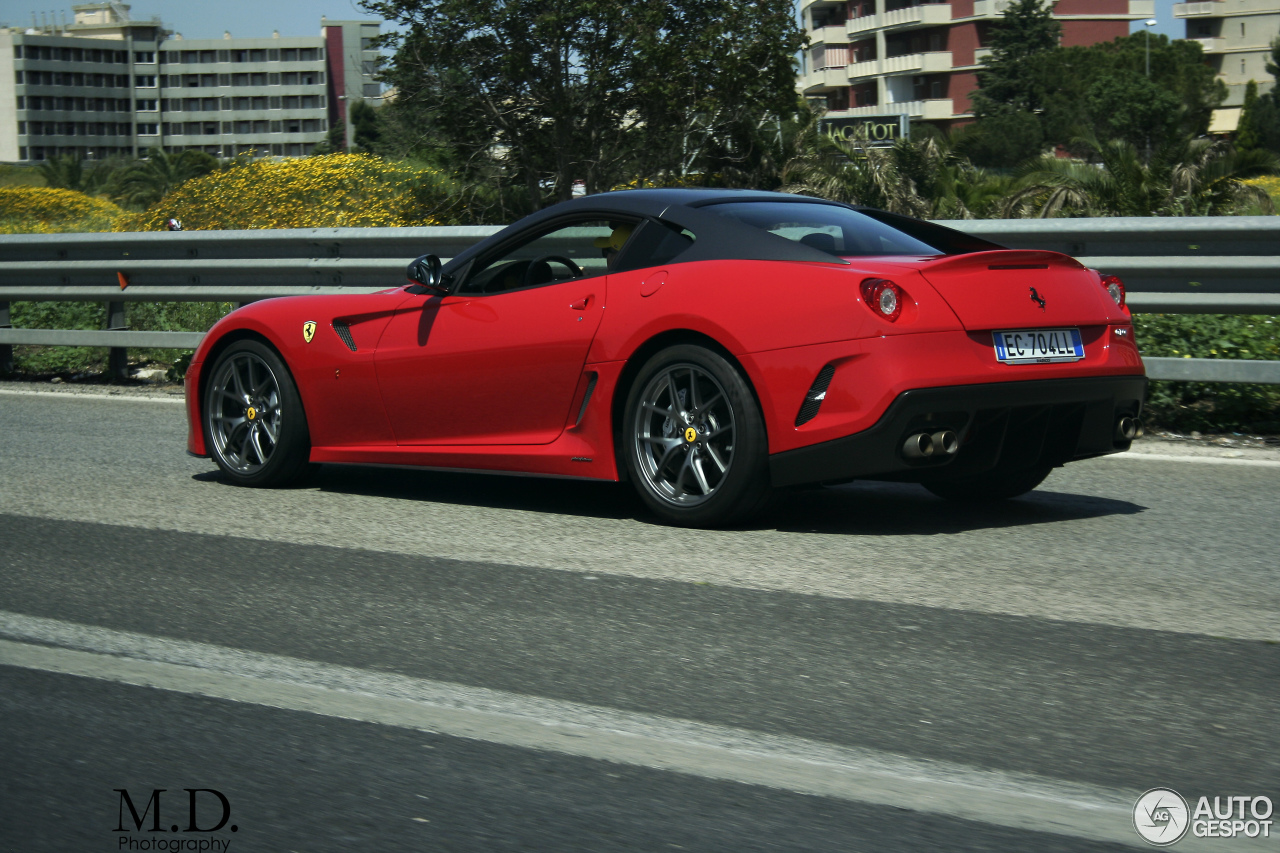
[903,430,960,459]
[1115,416,1143,442]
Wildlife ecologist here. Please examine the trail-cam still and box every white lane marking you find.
[0,611,1176,850]
[1102,451,1280,467]
[0,388,185,404]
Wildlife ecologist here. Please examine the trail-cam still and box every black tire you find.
[204,339,311,487]
[922,464,1052,502]
[623,345,770,527]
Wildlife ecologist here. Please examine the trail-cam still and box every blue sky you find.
[2,0,1183,44]
[0,0,385,39]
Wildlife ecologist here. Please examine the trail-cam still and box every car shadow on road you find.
[765,480,1146,536]
[192,462,1148,535]
[304,463,642,520]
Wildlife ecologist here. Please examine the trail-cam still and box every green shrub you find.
[1134,313,1280,433]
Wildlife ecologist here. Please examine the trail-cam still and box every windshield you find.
[703,201,975,257]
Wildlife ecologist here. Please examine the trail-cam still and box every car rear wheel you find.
[922,463,1052,502]
[624,345,770,527]
[204,340,311,487]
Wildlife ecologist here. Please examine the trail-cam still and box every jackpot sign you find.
[817,115,909,147]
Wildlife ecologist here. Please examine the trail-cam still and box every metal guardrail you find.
[1,218,1277,382]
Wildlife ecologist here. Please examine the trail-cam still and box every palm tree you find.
[113,149,219,210]
[782,122,1011,219]
[1004,133,1278,217]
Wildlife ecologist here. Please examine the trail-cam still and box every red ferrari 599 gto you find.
[185,189,1146,526]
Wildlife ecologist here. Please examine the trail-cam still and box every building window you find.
[138,123,159,135]
[135,75,157,88]
[18,121,26,134]
[13,45,22,59]
[217,50,230,63]
[134,51,155,63]
[137,99,158,111]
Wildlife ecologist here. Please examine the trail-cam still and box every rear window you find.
[703,201,977,257]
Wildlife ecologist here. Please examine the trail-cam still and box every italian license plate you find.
[993,328,1083,364]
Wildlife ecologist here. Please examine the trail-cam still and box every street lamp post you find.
[1144,18,1158,77]
[337,94,354,153]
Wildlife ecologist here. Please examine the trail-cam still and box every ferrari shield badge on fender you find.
[302,321,317,343]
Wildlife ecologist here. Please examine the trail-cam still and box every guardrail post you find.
[0,301,12,375]
[105,300,128,379]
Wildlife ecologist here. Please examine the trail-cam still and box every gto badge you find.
[1029,287,1047,312]
[684,427,698,443]
[302,321,317,343]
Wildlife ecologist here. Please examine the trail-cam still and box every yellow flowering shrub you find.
[114,154,461,231]
[1243,176,1280,213]
[0,186,123,233]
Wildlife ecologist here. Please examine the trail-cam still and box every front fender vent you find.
[332,321,357,352]
[795,363,836,427]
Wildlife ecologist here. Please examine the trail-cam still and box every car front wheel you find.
[624,345,770,527]
[204,339,311,487]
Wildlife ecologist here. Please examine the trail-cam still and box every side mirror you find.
[406,253,446,293]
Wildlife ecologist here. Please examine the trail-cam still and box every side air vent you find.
[575,372,598,427]
[333,321,357,352]
[795,363,836,426]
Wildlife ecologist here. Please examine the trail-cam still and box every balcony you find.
[809,25,850,45]
[848,51,954,79]
[882,4,953,29]
[970,0,1011,18]
[798,67,854,93]
[884,51,954,75]
[821,98,956,120]
[846,3,952,33]
[1173,1,1219,16]
[1192,36,1226,52]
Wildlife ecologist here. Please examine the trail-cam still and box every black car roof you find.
[441,188,998,275]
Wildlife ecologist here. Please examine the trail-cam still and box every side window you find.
[614,220,696,272]
[460,218,636,295]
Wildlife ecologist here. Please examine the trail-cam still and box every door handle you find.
[569,296,591,311]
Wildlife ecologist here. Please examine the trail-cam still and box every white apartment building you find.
[1175,0,1280,106]
[0,3,382,163]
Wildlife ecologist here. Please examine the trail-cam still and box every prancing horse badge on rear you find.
[302,321,317,343]
[1029,287,1047,311]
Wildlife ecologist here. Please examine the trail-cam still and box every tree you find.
[969,32,1226,167]
[37,154,126,196]
[782,121,1015,219]
[1003,133,1278,217]
[1236,37,1280,154]
[112,149,219,210]
[363,0,804,213]
[970,0,1061,119]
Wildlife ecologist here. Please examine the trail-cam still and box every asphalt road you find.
[1,386,1277,852]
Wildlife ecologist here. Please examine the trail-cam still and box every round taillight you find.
[860,278,904,322]
[1101,273,1126,308]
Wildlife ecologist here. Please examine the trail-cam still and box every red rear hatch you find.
[916,250,1124,330]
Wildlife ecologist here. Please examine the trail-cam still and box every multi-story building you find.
[798,0,1154,135]
[0,3,382,163]
[1174,0,1279,106]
